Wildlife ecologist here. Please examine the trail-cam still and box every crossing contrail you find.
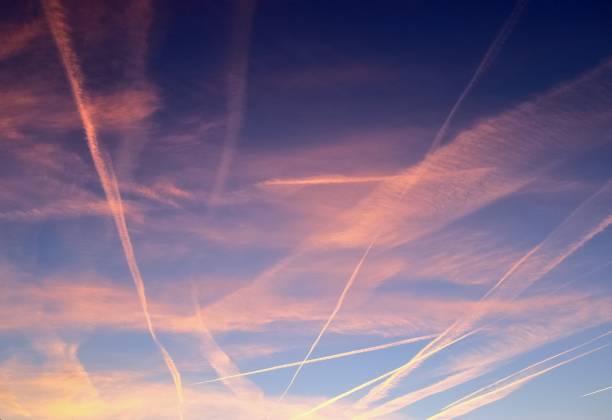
[42,1,184,418]
[192,333,436,385]
[278,241,375,402]
[427,345,609,420]
[284,0,528,408]
[292,329,481,419]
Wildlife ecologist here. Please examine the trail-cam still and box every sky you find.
[1,0,611,419]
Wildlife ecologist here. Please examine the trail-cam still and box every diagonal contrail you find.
[42,1,184,418]
[281,0,528,407]
[192,333,436,385]
[292,329,481,419]
[581,385,612,398]
[278,241,375,402]
[427,344,610,420]
[356,183,612,412]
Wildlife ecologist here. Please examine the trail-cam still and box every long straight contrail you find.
[208,0,256,209]
[356,182,612,411]
[582,385,612,398]
[427,344,609,420]
[284,0,527,408]
[292,329,481,419]
[192,333,436,385]
[278,242,375,402]
[428,0,527,151]
[443,330,611,410]
[42,1,184,418]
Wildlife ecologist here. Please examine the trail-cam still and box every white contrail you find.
[289,0,529,411]
[278,241,375,402]
[357,182,612,410]
[292,329,481,419]
[582,385,612,398]
[192,333,436,385]
[208,0,256,209]
[42,1,184,418]
[428,0,527,151]
[443,330,612,410]
[427,345,609,420]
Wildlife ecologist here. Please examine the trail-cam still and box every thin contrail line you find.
[428,0,527,151]
[581,385,612,398]
[443,330,612,410]
[192,333,437,385]
[358,182,612,410]
[278,241,375,402]
[427,345,609,420]
[291,329,481,419]
[289,0,528,411]
[42,1,184,418]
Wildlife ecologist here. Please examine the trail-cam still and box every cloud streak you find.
[42,1,184,418]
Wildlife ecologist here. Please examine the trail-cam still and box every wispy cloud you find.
[42,1,184,417]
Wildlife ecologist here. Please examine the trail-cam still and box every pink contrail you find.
[208,0,256,209]
[193,333,436,385]
[42,1,184,418]
[284,0,527,407]
[357,182,612,410]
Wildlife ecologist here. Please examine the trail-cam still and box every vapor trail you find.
[42,1,184,418]
[192,284,262,399]
[287,0,528,409]
[443,330,611,410]
[192,333,436,385]
[428,345,609,420]
[357,182,612,410]
[428,0,527,151]
[582,385,612,397]
[208,0,256,209]
[292,329,481,419]
[278,242,375,402]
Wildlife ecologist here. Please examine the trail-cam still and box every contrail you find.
[292,329,481,419]
[278,241,375,402]
[582,385,612,398]
[260,174,394,187]
[42,1,184,418]
[208,0,256,209]
[427,344,609,420]
[191,284,262,399]
[357,182,612,410]
[282,0,528,406]
[443,330,612,410]
[428,0,527,151]
[192,333,436,385]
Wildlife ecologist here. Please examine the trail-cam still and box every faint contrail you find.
[427,344,609,420]
[428,0,527,151]
[192,284,262,399]
[292,329,481,419]
[443,330,611,410]
[357,182,612,410]
[278,241,375,402]
[582,385,612,398]
[208,0,256,209]
[192,333,436,385]
[42,1,184,418]
[283,0,529,406]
